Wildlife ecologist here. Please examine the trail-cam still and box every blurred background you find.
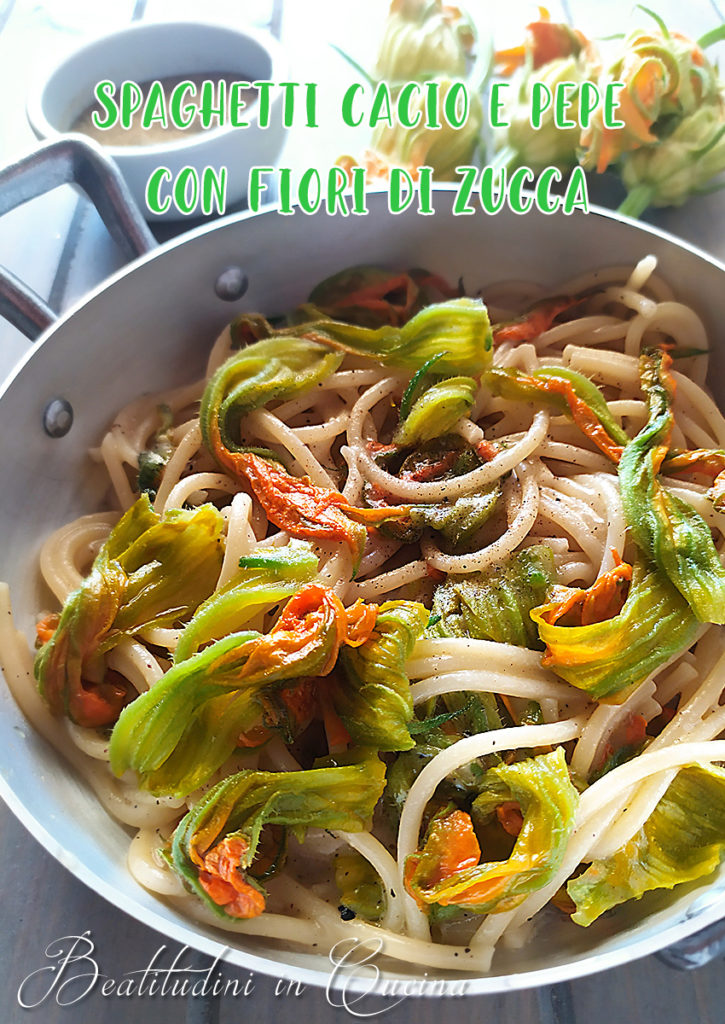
[1,0,724,367]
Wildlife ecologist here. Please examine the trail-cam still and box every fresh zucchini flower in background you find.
[494,7,590,76]
[580,21,721,174]
[342,77,483,182]
[490,5,725,216]
[375,0,475,82]
[618,100,725,217]
[335,0,486,183]
[496,56,593,172]
[492,9,598,173]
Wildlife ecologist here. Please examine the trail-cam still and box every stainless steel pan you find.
[2,138,725,992]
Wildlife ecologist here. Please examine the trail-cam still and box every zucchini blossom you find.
[581,25,721,175]
[354,77,483,182]
[497,56,595,172]
[376,0,475,82]
[493,8,725,217]
[619,100,725,217]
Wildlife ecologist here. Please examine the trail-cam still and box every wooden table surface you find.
[2,1,725,1020]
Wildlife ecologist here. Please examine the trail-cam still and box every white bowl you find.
[26,20,287,221]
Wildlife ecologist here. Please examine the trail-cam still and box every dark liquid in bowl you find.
[70,73,257,145]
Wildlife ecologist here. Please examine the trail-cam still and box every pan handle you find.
[0,136,156,340]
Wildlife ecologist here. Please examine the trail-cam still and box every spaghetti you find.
[3,256,725,973]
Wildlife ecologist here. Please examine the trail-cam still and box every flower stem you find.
[489,145,518,174]
[617,185,655,219]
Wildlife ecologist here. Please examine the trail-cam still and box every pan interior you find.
[2,195,725,991]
